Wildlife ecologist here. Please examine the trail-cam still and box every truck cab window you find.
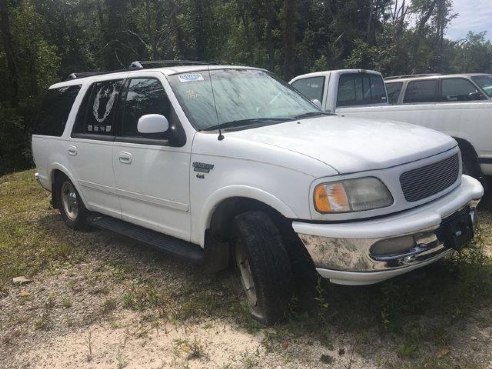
[336,74,387,107]
[291,76,325,102]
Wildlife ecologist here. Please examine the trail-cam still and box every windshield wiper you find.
[202,117,290,131]
[293,111,329,120]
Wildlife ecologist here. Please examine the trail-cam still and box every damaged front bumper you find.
[292,175,484,285]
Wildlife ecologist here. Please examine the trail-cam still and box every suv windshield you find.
[167,69,321,130]
[471,75,492,97]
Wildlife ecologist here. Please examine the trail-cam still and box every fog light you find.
[370,236,415,257]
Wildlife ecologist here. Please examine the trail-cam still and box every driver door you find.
[112,75,192,241]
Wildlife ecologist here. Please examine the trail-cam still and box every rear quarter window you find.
[385,82,403,104]
[33,85,81,136]
[403,80,438,103]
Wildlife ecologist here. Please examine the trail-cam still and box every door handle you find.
[68,146,77,156]
[118,152,133,164]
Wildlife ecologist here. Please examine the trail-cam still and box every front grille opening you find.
[400,154,459,202]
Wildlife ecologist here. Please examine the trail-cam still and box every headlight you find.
[313,177,393,213]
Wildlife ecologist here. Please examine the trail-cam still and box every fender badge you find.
[193,162,214,173]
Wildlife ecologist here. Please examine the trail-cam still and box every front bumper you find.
[293,175,484,285]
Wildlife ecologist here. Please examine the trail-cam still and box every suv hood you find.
[227,115,456,174]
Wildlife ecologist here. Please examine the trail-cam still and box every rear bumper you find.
[292,175,484,285]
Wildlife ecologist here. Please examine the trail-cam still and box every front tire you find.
[56,174,89,230]
[233,211,293,325]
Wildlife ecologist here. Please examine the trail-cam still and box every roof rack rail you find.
[385,73,442,80]
[65,60,218,81]
[129,60,216,69]
[65,69,129,81]
[66,72,107,80]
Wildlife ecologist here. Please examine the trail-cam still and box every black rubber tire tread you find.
[461,153,475,177]
[55,174,90,231]
[233,211,293,325]
[274,215,319,311]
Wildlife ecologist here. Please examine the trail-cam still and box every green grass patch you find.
[0,170,83,290]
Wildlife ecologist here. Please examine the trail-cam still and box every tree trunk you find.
[0,0,18,107]
[282,0,296,79]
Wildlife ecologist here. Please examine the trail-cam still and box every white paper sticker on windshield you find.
[178,73,204,82]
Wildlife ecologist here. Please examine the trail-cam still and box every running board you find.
[88,214,204,265]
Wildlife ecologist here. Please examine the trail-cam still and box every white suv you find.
[32,61,483,324]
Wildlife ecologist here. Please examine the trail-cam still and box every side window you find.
[336,73,387,107]
[441,78,485,101]
[72,79,124,136]
[34,85,81,136]
[403,80,438,103]
[385,82,403,104]
[291,77,325,102]
[119,78,171,138]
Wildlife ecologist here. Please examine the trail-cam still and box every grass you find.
[1,170,492,368]
[0,170,83,291]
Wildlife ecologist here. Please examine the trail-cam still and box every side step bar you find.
[88,214,204,265]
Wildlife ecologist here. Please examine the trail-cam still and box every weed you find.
[397,341,418,358]
[101,297,118,314]
[62,296,72,308]
[116,349,128,369]
[173,337,208,361]
[86,330,93,362]
[34,311,52,331]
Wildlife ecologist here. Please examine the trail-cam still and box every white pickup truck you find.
[32,62,483,325]
[290,70,492,181]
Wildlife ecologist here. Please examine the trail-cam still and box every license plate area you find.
[436,207,474,250]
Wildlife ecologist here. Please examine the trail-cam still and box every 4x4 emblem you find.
[192,162,214,173]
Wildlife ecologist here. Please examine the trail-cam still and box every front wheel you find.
[233,211,293,325]
[56,175,89,230]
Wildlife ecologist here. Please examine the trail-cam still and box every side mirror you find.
[137,114,169,134]
[311,99,322,109]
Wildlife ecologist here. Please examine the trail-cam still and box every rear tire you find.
[55,174,89,230]
[233,211,293,325]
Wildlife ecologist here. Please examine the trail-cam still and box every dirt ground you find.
[1,171,491,369]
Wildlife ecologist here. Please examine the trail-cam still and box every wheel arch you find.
[199,189,298,273]
[453,137,483,179]
[49,165,88,210]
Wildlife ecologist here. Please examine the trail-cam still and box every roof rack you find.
[385,73,442,80]
[65,60,217,81]
[129,60,216,69]
[66,71,107,80]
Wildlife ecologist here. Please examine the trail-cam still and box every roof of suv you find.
[385,73,491,83]
[51,64,262,89]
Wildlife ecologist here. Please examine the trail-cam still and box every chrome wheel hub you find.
[235,240,257,307]
[61,182,79,221]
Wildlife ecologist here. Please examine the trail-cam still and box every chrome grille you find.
[400,154,460,202]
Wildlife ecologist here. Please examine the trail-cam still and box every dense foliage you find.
[1,0,492,174]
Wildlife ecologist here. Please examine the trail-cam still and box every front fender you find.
[194,185,297,246]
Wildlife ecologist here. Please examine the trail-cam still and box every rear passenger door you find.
[70,78,125,218]
[112,75,191,241]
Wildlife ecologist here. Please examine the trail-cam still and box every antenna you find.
[207,65,224,141]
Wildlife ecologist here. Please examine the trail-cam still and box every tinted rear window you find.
[403,80,438,103]
[33,85,81,136]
